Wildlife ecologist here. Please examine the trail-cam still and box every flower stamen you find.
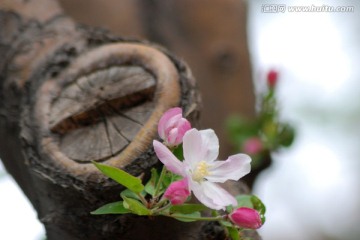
[192,161,210,182]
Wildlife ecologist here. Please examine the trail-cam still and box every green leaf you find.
[91,201,131,215]
[227,226,240,240]
[172,145,184,160]
[120,189,141,200]
[278,124,295,147]
[171,211,201,222]
[226,115,259,142]
[93,162,144,193]
[235,195,254,209]
[170,204,207,214]
[144,168,159,197]
[251,195,266,224]
[122,195,150,216]
[251,195,266,215]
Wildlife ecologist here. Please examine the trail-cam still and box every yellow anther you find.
[192,161,210,182]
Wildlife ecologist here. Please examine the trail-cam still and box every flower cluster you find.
[154,109,251,210]
[227,69,295,187]
[92,107,265,240]
[155,108,264,230]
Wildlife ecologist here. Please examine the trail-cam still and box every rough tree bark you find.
[58,0,263,189]
[0,1,259,239]
[59,0,256,160]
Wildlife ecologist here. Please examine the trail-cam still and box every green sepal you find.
[91,201,131,215]
[227,226,240,240]
[93,162,144,193]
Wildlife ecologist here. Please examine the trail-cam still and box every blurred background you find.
[248,1,360,239]
[1,0,359,239]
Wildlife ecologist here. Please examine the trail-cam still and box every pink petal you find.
[167,128,179,146]
[153,140,185,176]
[199,129,219,162]
[174,118,192,144]
[158,107,182,140]
[183,129,220,167]
[164,114,182,137]
[189,180,237,210]
[175,117,190,129]
[164,178,190,205]
[183,129,204,167]
[201,181,237,208]
[206,154,251,183]
[188,180,220,210]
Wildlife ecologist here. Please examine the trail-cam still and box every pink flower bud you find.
[243,137,263,155]
[158,107,191,147]
[267,69,278,88]
[229,207,262,229]
[164,178,190,205]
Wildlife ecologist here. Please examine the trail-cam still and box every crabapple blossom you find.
[163,178,190,205]
[158,107,191,147]
[267,69,278,88]
[229,207,262,229]
[243,137,263,155]
[153,128,251,210]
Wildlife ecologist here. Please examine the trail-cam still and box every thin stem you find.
[154,165,167,197]
[164,214,226,222]
[152,202,172,215]
[153,198,167,208]
[137,193,148,206]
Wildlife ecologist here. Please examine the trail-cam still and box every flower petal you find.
[164,114,182,136]
[206,154,251,183]
[153,140,185,176]
[183,129,203,167]
[189,180,237,210]
[188,179,221,210]
[174,118,191,144]
[199,129,219,162]
[158,107,182,140]
[164,178,190,205]
[202,181,237,208]
[183,128,220,167]
[167,128,179,146]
